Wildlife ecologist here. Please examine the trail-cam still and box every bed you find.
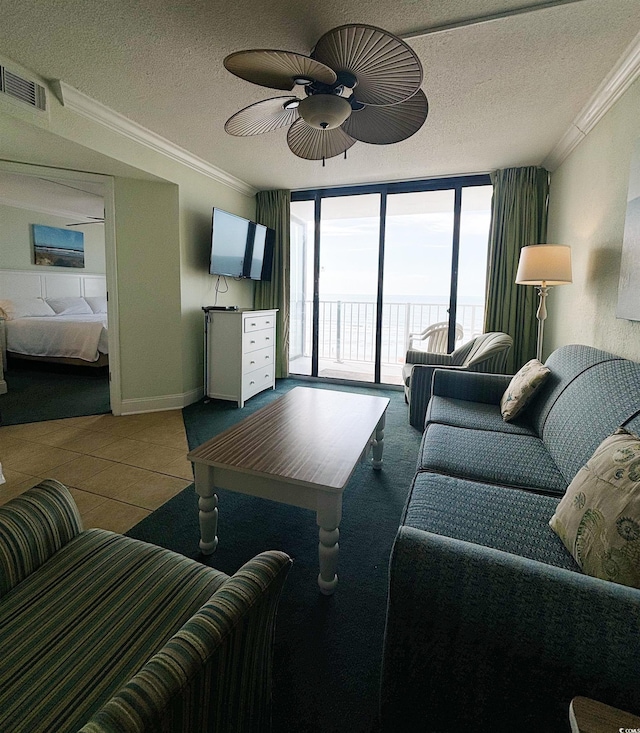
[0,295,109,368]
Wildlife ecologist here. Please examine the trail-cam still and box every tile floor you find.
[0,410,194,533]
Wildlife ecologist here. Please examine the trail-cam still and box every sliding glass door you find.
[318,194,380,382]
[290,200,314,376]
[289,176,492,385]
[382,190,455,383]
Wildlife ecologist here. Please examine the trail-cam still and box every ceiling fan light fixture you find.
[283,99,300,110]
[298,94,351,130]
[293,76,314,85]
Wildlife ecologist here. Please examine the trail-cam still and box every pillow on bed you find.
[84,296,107,314]
[0,297,55,320]
[45,296,93,315]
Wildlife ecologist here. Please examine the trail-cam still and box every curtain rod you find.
[400,0,589,40]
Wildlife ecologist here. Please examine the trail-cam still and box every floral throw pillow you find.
[549,428,640,588]
[500,359,550,421]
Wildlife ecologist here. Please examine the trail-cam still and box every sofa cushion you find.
[549,428,640,588]
[543,358,640,484]
[404,471,578,570]
[426,395,536,436]
[500,358,550,421]
[417,423,567,495]
[0,528,228,733]
[529,344,622,436]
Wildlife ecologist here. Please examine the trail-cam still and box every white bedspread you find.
[6,314,108,362]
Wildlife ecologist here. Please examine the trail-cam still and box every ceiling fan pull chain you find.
[322,156,325,167]
[344,150,347,160]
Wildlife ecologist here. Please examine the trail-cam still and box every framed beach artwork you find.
[616,138,640,321]
[32,224,85,268]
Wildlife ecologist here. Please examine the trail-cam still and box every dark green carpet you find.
[127,378,422,733]
[0,360,110,425]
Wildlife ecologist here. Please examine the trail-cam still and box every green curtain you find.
[483,166,549,373]
[254,189,290,378]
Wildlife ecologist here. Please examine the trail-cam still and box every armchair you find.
[0,480,292,732]
[403,331,513,429]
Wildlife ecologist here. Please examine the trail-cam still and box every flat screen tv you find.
[210,208,274,281]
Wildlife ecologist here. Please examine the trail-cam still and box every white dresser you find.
[205,308,277,407]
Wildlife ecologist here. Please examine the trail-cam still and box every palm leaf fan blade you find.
[225,97,300,136]
[312,24,422,106]
[224,50,336,91]
[287,120,356,160]
[342,90,428,144]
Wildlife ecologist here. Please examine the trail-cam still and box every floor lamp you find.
[515,244,572,362]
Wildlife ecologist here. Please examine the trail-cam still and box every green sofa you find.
[382,344,640,732]
[0,480,291,732]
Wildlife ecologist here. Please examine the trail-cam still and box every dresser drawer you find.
[243,346,274,374]
[243,365,274,398]
[244,314,275,332]
[243,329,274,353]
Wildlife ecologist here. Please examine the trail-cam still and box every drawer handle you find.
[265,336,270,341]
[265,374,269,378]
[250,360,256,365]
[266,320,271,324]
[250,380,255,385]
[250,340,256,344]
[265,355,270,360]
[250,322,256,326]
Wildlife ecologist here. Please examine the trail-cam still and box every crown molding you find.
[57,82,256,197]
[543,30,640,171]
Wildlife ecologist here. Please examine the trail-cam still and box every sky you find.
[32,224,84,251]
[295,209,490,303]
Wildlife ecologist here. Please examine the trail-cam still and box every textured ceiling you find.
[1,0,639,191]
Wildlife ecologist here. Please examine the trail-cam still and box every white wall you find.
[0,203,105,273]
[546,76,640,362]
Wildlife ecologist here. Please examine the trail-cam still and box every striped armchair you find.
[403,332,513,429]
[0,480,291,733]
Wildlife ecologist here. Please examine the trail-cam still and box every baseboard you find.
[182,386,204,407]
[120,386,204,415]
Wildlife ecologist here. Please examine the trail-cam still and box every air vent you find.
[0,66,46,110]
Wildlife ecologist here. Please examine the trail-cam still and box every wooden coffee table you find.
[188,386,389,595]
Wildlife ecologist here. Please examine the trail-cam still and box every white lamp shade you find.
[515,244,572,286]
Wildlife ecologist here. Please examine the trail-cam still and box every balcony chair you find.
[403,331,513,429]
[406,321,464,353]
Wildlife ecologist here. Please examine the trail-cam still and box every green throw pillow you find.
[549,428,640,588]
[500,358,550,421]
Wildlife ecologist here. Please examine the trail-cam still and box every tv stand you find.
[204,308,277,407]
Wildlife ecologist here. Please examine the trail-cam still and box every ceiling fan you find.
[223,24,429,163]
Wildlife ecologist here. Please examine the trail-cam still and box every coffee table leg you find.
[194,463,219,555]
[317,492,342,595]
[372,412,386,470]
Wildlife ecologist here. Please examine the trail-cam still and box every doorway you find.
[0,161,120,422]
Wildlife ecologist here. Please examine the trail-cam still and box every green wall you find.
[178,183,255,401]
[113,178,183,401]
[0,203,106,273]
[546,77,640,362]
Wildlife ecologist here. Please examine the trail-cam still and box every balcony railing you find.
[289,300,485,367]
